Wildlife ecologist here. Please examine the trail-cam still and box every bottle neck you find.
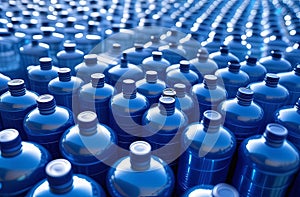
[123,90,137,99]
[38,98,56,115]
[159,101,175,115]
[8,80,26,96]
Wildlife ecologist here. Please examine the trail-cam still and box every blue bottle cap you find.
[180,60,190,73]
[220,45,229,54]
[37,94,56,114]
[264,123,288,143]
[212,183,239,197]
[46,159,73,193]
[197,48,209,61]
[265,73,279,86]
[130,141,151,170]
[146,70,158,83]
[152,51,163,61]
[0,129,22,157]
[246,56,257,65]
[228,61,241,72]
[236,87,253,103]
[8,79,26,96]
[162,88,176,98]
[77,111,98,135]
[271,50,282,59]
[203,110,222,127]
[58,68,71,82]
[39,57,52,70]
[91,73,105,88]
[134,43,144,51]
[84,54,98,65]
[63,42,76,52]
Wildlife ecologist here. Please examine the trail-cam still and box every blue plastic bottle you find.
[274,98,300,151]
[182,183,239,197]
[106,141,175,197]
[180,33,202,60]
[0,129,51,197]
[123,43,152,65]
[189,48,219,83]
[48,67,84,114]
[0,73,10,95]
[27,159,106,197]
[60,111,117,187]
[209,45,239,69]
[240,56,267,83]
[284,42,300,68]
[136,70,166,106]
[28,57,59,95]
[218,87,264,144]
[106,53,144,93]
[56,42,84,75]
[78,73,114,125]
[159,42,187,65]
[259,50,292,74]
[192,75,227,121]
[144,35,167,52]
[166,60,199,91]
[215,61,250,98]
[142,96,188,170]
[277,65,300,106]
[174,83,197,123]
[109,79,149,150]
[248,73,289,128]
[75,54,109,84]
[224,34,249,62]
[24,94,74,158]
[141,51,171,81]
[0,79,38,140]
[233,123,300,197]
[177,110,236,194]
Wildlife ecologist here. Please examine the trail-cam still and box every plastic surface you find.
[0,129,51,197]
[106,141,175,197]
[0,79,38,140]
[233,124,300,197]
[182,183,239,197]
[240,56,267,83]
[24,94,74,158]
[259,50,292,74]
[79,73,114,125]
[27,159,106,197]
[123,43,152,65]
[60,111,117,186]
[284,42,300,68]
[209,45,239,69]
[177,110,236,194]
[159,42,187,65]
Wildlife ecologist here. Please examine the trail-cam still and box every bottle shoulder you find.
[110,93,149,114]
[0,91,38,111]
[248,82,289,101]
[48,77,84,93]
[79,84,115,100]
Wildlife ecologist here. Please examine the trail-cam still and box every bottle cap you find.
[152,51,162,61]
[0,129,22,157]
[203,110,222,127]
[197,48,209,60]
[77,111,98,134]
[162,88,176,98]
[8,79,26,96]
[203,75,217,87]
[130,141,151,170]
[236,87,253,103]
[228,61,241,72]
[122,79,136,97]
[58,68,71,82]
[174,83,186,97]
[46,159,73,192]
[212,183,239,197]
[39,57,52,70]
[145,70,158,83]
[159,96,175,115]
[246,56,257,65]
[179,60,190,73]
[91,73,105,88]
[265,73,279,86]
[63,42,76,52]
[271,50,282,59]
[264,123,288,143]
[84,54,98,65]
[37,94,56,114]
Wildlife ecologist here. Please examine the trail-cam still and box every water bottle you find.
[259,50,292,74]
[159,42,187,65]
[75,54,109,84]
[56,41,84,75]
[141,51,170,81]
[142,96,188,171]
[28,57,59,95]
[78,73,114,125]
[106,53,144,93]
[106,141,175,197]
[136,70,166,106]
[277,65,300,105]
[24,94,74,158]
[284,42,300,68]
[37,26,64,65]
[224,34,249,62]
[109,79,149,150]
[180,33,202,60]
[0,79,38,140]
[233,123,300,197]
[123,43,152,65]
[177,110,236,194]
[248,73,289,128]
[60,111,117,187]
[182,183,239,197]
[0,129,51,197]
[144,35,167,52]
[274,98,300,151]
[55,17,85,41]
[215,61,250,98]
[174,83,197,123]
[192,75,227,121]
[26,159,106,197]
[48,67,84,114]
[209,45,239,69]
[218,87,264,144]
[189,48,219,83]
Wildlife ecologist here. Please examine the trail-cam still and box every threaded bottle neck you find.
[236,87,253,106]
[220,45,229,54]
[77,111,98,136]
[179,60,190,73]
[202,110,222,133]
[8,79,26,96]
[174,83,186,98]
[58,68,72,82]
[265,73,279,87]
[0,129,22,157]
[264,123,287,146]
[152,51,162,61]
[145,70,158,83]
[64,42,76,52]
[37,94,56,115]
[246,56,257,66]
[122,79,137,99]
[40,57,53,70]
[130,141,151,171]
[228,61,241,73]
[159,96,175,115]
[84,54,98,65]
[162,88,176,98]
[203,75,217,89]
[91,73,105,88]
